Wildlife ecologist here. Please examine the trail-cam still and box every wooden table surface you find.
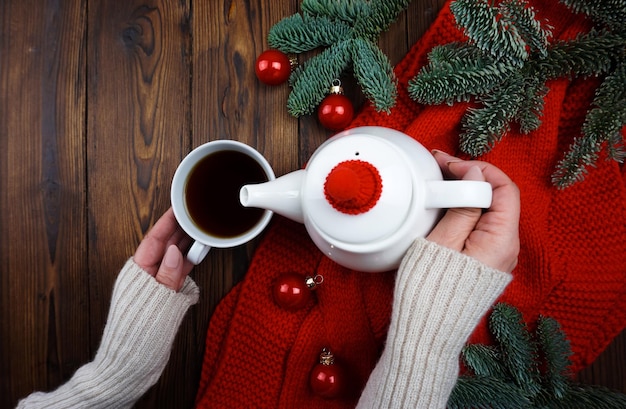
[1,0,624,408]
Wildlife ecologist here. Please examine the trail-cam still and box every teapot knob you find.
[323,160,382,215]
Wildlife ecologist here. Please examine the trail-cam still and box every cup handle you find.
[424,180,492,209]
[187,241,212,265]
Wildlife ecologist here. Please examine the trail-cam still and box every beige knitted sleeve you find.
[356,238,512,409]
[17,259,200,409]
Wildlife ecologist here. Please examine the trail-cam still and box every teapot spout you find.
[239,169,305,223]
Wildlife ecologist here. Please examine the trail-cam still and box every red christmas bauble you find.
[273,272,312,310]
[255,49,291,86]
[310,350,345,398]
[317,93,354,131]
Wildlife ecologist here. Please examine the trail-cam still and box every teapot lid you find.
[324,160,383,215]
[303,133,413,245]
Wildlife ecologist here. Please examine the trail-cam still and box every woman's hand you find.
[426,151,520,273]
[133,208,194,291]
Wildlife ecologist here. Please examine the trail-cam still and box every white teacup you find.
[171,140,275,265]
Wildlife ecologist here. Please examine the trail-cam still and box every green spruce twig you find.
[552,58,626,187]
[559,0,626,32]
[409,0,626,187]
[489,303,542,397]
[450,303,626,408]
[449,376,531,409]
[267,0,409,116]
[536,315,571,400]
[408,43,517,105]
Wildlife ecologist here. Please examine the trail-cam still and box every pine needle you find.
[408,43,514,105]
[489,304,542,397]
[287,42,351,116]
[351,38,397,112]
[452,303,626,407]
[449,376,531,409]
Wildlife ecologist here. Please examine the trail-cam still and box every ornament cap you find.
[319,348,335,365]
[329,79,344,95]
[305,274,324,290]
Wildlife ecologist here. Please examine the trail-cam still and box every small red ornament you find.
[273,272,323,311]
[318,80,354,131]
[255,49,292,86]
[310,348,345,398]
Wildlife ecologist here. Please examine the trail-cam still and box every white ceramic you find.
[171,140,275,265]
[240,126,492,272]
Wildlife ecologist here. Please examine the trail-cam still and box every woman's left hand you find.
[133,208,194,291]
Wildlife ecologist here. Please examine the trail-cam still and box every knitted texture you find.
[18,259,200,409]
[356,238,512,409]
[196,0,626,407]
[195,219,395,408]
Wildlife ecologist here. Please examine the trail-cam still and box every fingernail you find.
[432,149,462,164]
[432,149,450,157]
[463,165,485,181]
[163,245,181,269]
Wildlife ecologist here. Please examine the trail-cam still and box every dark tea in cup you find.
[185,150,268,238]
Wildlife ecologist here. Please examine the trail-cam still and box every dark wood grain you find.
[86,0,194,406]
[0,0,89,402]
[1,0,624,408]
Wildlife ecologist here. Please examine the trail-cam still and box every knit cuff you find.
[357,238,512,409]
[17,259,200,409]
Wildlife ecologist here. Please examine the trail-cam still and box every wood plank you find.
[577,330,626,392]
[186,2,301,407]
[1,0,625,407]
[0,0,88,407]
[86,0,192,407]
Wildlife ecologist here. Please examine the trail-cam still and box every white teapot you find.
[240,126,492,272]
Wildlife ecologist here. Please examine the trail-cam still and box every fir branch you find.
[353,0,412,41]
[551,134,599,187]
[408,43,514,105]
[286,41,352,116]
[500,0,553,57]
[559,0,626,32]
[542,385,626,409]
[581,81,626,159]
[459,73,526,156]
[450,0,530,66]
[552,60,626,187]
[538,29,620,79]
[536,316,571,400]
[489,303,542,398]
[451,303,626,408]
[351,38,397,112]
[268,14,352,53]
[448,376,531,409]
[461,344,508,379]
[427,41,478,66]
[587,59,626,127]
[515,74,548,134]
[583,59,626,163]
[300,0,368,24]
[411,0,625,186]
[267,0,409,116]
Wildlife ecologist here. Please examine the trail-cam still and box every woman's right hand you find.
[426,151,520,273]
